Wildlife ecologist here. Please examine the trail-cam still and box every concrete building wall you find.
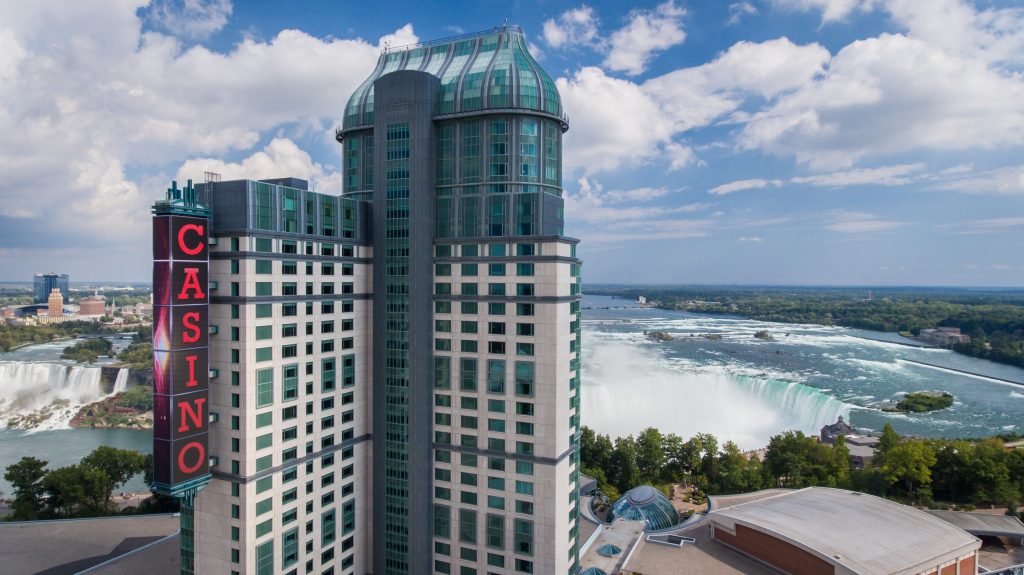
[194,180,374,575]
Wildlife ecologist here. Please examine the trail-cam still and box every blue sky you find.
[0,0,1022,285]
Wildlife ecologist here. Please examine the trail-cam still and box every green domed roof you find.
[343,27,564,130]
[608,485,680,532]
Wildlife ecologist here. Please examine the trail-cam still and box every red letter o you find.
[177,441,206,474]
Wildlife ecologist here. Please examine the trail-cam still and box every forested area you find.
[588,286,1024,369]
[580,425,1024,514]
[3,446,177,520]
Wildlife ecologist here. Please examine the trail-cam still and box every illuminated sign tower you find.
[152,179,212,575]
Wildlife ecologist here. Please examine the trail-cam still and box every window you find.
[282,528,299,568]
[486,515,504,549]
[459,509,477,543]
[434,505,451,538]
[514,519,533,556]
[487,360,505,393]
[488,263,506,276]
[256,541,274,575]
[461,301,478,314]
[256,368,274,407]
[256,304,273,318]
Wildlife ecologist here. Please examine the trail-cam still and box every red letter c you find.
[178,224,205,256]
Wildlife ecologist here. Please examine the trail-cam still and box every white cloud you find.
[823,210,904,233]
[772,0,877,23]
[728,2,759,26]
[0,0,408,266]
[934,166,1024,195]
[542,6,599,49]
[791,162,925,186]
[739,33,1024,169]
[709,179,782,195]
[176,138,341,193]
[885,0,1024,67]
[560,38,828,174]
[558,67,676,173]
[604,1,687,76]
[739,236,764,242]
[146,0,233,40]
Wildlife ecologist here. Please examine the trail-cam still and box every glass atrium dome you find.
[607,485,680,531]
[342,26,566,130]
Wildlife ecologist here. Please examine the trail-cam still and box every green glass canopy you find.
[607,485,681,532]
[343,27,564,130]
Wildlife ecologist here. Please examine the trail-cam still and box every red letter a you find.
[178,268,205,300]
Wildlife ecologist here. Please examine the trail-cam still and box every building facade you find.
[34,273,69,304]
[186,26,581,575]
[47,288,64,317]
[79,295,107,316]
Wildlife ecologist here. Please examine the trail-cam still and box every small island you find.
[753,330,774,341]
[644,331,674,342]
[893,391,954,413]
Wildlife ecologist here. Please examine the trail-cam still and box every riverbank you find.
[70,388,153,429]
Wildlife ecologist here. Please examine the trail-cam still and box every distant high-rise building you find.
[34,273,69,304]
[47,288,64,317]
[168,26,581,575]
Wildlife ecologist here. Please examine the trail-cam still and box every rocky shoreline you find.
[70,389,153,430]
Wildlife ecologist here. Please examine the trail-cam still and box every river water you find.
[0,337,149,494]
[582,295,1024,449]
[3,299,1023,493]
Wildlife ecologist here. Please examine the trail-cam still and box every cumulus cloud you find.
[0,0,408,278]
[604,1,687,75]
[560,38,829,174]
[176,138,342,193]
[145,0,233,40]
[772,0,877,23]
[739,33,1024,169]
[542,6,600,49]
[728,2,759,26]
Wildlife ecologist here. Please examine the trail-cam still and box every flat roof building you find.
[34,273,69,304]
[709,487,981,575]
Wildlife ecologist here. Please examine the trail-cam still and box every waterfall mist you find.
[581,339,850,450]
[0,362,131,430]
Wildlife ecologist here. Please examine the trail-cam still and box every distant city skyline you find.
[1,0,1023,286]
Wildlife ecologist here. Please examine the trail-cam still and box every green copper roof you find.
[343,27,564,129]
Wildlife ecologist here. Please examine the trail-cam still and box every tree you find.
[661,434,685,482]
[80,446,147,509]
[877,423,900,458]
[43,464,109,517]
[880,441,936,501]
[931,440,973,503]
[635,427,665,484]
[580,426,613,472]
[606,437,640,493]
[3,457,48,520]
[832,435,850,487]
[967,439,1013,504]
[763,430,842,488]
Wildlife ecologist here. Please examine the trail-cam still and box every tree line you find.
[588,286,1024,369]
[2,446,176,521]
[580,425,1024,513]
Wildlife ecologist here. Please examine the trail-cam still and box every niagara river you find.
[582,295,1024,449]
[3,295,1024,494]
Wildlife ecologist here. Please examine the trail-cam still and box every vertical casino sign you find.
[152,182,212,495]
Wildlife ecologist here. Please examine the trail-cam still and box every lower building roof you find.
[925,510,1024,538]
[710,487,981,575]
